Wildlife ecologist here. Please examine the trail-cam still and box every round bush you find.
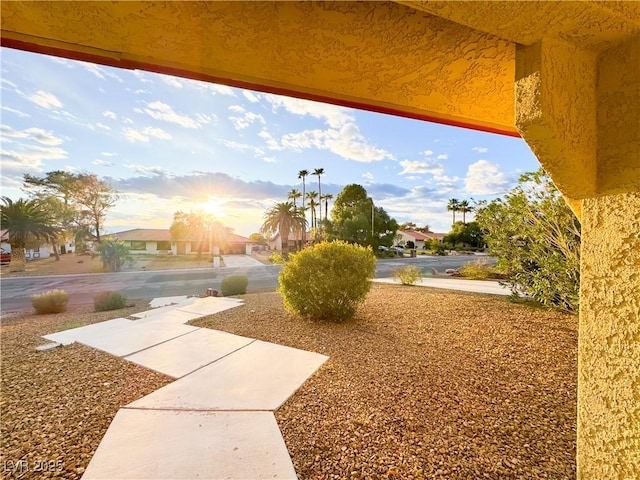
[278,241,376,322]
[392,265,423,285]
[31,289,68,314]
[221,275,249,296]
[94,291,127,312]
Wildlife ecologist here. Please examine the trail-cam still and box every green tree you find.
[447,198,460,225]
[329,184,398,249]
[399,221,417,231]
[320,193,333,221]
[260,201,307,258]
[313,167,325,223]
[306,191,318,229]
[0,197,61,272]
[475,169,581,311]
[443,221,484,248]
[98,239,132,272]
[287,188,302,208]
[458,199,473,224]
[249,233,267,245]
[298,169,309,242]
[170,210,229,257]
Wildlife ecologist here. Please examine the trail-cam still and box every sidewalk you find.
[40,296,328,479]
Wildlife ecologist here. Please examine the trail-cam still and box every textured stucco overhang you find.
[1,1,639,212]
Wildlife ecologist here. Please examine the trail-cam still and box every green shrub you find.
[31,289,68,314]
[94,291,127,312]
[428,239,446,255]
[459,259,493,280]
[221,275,249,296]
[269,252,285,264]
[392,265,423,285]
[278,241,376,322]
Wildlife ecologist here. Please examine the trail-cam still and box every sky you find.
[1,47,541,237]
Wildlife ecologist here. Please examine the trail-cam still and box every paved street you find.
[0,255,494,312]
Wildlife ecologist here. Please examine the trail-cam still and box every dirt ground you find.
[1,285,578,479]
[0,253,227,277]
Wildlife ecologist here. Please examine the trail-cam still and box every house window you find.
[130,241,146,251]
[157,241,171,250]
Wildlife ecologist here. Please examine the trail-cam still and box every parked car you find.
[391,246,405,253]
[0,247,10,265]
[378,245,389,252]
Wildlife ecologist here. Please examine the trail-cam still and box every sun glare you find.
[199,196,227,219]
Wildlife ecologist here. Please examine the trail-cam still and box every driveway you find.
[222,255,264,268]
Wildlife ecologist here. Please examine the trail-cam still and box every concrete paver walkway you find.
[40,296,328,479]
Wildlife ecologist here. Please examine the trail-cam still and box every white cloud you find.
[160,75,184,89]
[399,159,444,176]
[101,152,118,157]
[362,172,374,181]
[263,93,353,128]
[1,145,67,166]
[134,89,150,95]
[132,71,153,84]
[78,62,122,83]
[258,129,284,151]
[123,126,172,142]
[144,101,209,129]
[263,157,277,163]
[27,90,62,109]
[1,78,18,89]
[228,105,265,130]
[472,146,488,153]
[1,125,63,146]
[1,106,30,118]
[436,154,448,160]
[123,164,166,176]
[92,159,114,166]
[280,122,393,162]
[242,90,260,103]
[93,123,111,131]
[464,160,511,194]
[422,149,434,156]
[103,111,117,120]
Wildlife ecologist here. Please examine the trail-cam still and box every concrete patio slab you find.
[148,295,190,308]
[128,340,328,411]
[43,318,133,346]
[130,300,198,319]
[76,322,200,357]
[372,277,511,296]
[81,409,297,480]
[124,329,254,378]
[176,297,244,316]
[133,309,203,325]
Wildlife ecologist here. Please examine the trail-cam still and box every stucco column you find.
[579,193,640,479]
[516,38,640,478]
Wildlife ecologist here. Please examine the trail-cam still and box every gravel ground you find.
[1,285,577,479]
[193,284,578,479]
[0,301,173,480]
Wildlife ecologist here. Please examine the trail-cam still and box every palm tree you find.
[447,198,460,225]
[260,201,306,258]
[320,193,333,221]
[287,188,302,208]
[0,196,61,272]
[313,168,325,223]
[298,169,309,242]
[306,191,318,229]
[458,199,473,224]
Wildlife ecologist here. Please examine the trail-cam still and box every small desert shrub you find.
[94,291,127,312]
[269,252,285,264]
[31,289,68,314]
[279,241,376,322]
[221,275,249,296]
[392,265,423,285]
[459,259,493,280]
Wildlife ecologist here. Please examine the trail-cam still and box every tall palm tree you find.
[298,169,309,242]
[458,199,473,224]
[0,196,61,272]
[306,191,318,229]
[287,188,302,208]
[313,168,325,223]
[447,198,460,225]
[320,193,333,221]
[260,201,306,258]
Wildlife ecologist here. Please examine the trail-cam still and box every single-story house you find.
[0,229,75,259]
[396,230,445,249]
[267,231,312,252]
[112,229,255,255]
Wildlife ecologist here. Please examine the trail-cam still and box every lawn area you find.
[0,285,577,479]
